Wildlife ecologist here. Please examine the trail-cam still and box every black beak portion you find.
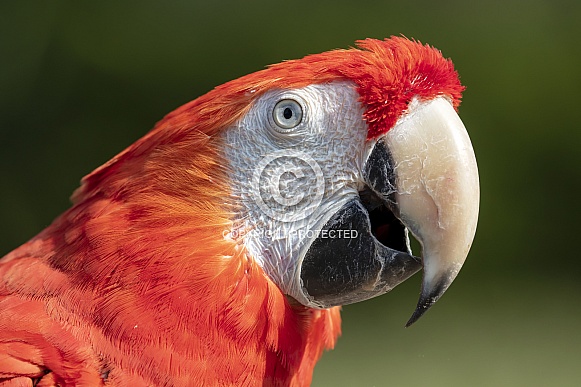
[405,278,448,327]
[299,199,422,307]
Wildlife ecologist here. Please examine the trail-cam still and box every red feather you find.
[1,37,461,386]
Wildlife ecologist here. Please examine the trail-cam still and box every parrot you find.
[0,37,479,386]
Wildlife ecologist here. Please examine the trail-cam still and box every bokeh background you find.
[1,1,580,385]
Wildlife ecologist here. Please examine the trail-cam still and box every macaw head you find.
[219,37,479,325]
[76,37,479,327]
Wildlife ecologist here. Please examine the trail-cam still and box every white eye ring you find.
[273,99,303,130]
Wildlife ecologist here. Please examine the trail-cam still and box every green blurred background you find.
[1,1,580,386]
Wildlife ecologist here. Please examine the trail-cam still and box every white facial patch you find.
[221,81,371,303]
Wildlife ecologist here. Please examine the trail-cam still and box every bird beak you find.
[382,97,480,326]
[299,97,479,326]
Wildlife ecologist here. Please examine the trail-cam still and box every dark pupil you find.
[283,107,293,120]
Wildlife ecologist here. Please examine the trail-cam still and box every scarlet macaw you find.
[0,37,479,386]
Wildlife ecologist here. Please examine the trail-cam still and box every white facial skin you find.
[222,81,372,304]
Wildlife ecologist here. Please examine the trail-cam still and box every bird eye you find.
[273,99,303,130]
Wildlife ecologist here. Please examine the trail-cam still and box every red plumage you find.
[0,37,462,386]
